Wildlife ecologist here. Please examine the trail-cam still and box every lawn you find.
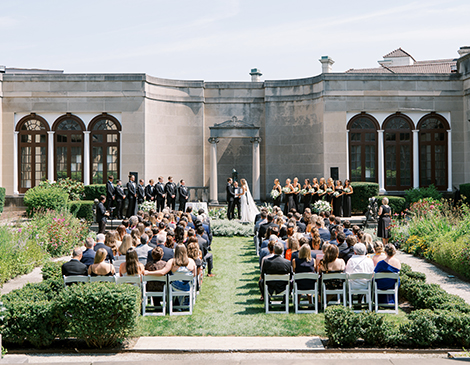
[137,236,406,336]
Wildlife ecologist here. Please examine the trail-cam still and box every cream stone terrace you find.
[1,47,470,201]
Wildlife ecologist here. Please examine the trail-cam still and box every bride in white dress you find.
[239,178,259,223]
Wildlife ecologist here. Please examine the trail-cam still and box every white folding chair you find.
[373,272,400,314]
[168,273,194,315]
[293,272,319,314]
[264,274,290,314]
[142,275,168,316]
[116,275,142,287]
[321,273,347,309]
[254,236,260,256]
[347,273,373,312]
[63,275,89,287]
[89,275,117,283]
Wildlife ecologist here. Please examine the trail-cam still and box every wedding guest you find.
[155,177,166,212]
[105,231,119,256]
[259,242,292,300]
[285,237,300,261]
[345,242,374,290]
[292,244,316,290]
[362,233,375,254]
[119,247,145,276]
[178,180,189,212]
[372,241,387,266]
[145,247,167,305]
[343,179,353,217]
[94,233,114,263]
[165,176,177,210]
[339,235,356,264]
[88,248,115,276]
[126,175,137,218]
[374,244,401,304]
[294,212,306,233]
[62,247,87,277]
[135,233,152,264]
[114,180,125,220]
[259,236,277,267]
[316,218,331,242]
[118,234,133,257]
[318,244,345,294]
[81,237,96,267]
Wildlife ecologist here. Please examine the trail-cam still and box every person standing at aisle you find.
[155,176,166,212]
[226,178,235,220]
[165,176,177,210]
[114,180,125,220]
[106,175,115,212]
[126,175,137,218]
[178,180,189,212]
[96,195,109,234]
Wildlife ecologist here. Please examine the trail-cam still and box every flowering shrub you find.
[209,207,228,220]
[25,210,89,257]
[138,201,156,213]
[211,219,254,237]
[312,200,331,214]
[39,178,84,201]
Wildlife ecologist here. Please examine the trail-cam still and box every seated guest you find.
[343,220,353,237]
[80,237,96,267]
[148,234,174,264]
[145,244,197,293]
[362,233,375,254]
[374,244,401,304]
[294,213,306,233]
[372,241,387,266]
[292,244,316,290]
[259,236,276,269]
[260,226,278,250]
[144,247,167,307]
[135,233,152,264]
[310,229,323,259]
[94,233,114,263]
[62,247,87,276]
[88,248,116,276]
[258,242,293,300]
[119,247,145,276]
[285,237,300,261]
[328,228,339,245]
[118,234,133,257]
[105,231,119,257]
[318,244,345,275]
[339,235,356,264]
[352,225,361,237]
[187,240,204,291]
[336,232,347,251]
[196,225,214,277]
[345,242,374,290]
[258,213,278,241]
[316,219,330,242]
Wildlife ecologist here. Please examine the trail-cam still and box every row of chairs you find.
[264,272,400,314]
[63,273,196,316]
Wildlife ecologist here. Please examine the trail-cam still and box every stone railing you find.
[186,186,209,202]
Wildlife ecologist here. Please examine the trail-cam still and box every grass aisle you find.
[138,236,326,336]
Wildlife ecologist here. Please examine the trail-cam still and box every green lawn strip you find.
[137,236,404,337]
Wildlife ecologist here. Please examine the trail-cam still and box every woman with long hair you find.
[342,179,353,217]
[283,178,295,215]
[292,177,301,212]
[88,248,115,276]
[303,179,312,213]
[239,178,260,223]
[272,178,282,207]
[119,247,145,276]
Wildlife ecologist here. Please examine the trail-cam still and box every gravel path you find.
[396,251,470,304]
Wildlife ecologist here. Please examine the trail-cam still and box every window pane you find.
[351,117,376,130]
[400,145,411,186]
[92,134,103,143]
[385,145,396,186]
[20,147,32,189]
[56,146,68,180]
[57,134,68,143]
[92,147,103,184]
[350,145,361,181]
[57,119,82,131]
[71,134,82,143]
[70,147,82,181]
[21,135,32,143]
[384,117,410,130]
[93,119,118,131]
[107,134,118,143]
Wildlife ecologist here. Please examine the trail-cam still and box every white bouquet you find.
[344,187,351,193]
[333,191,340,197]
[282,187,291,194]
[308,188,316,194]
[317,189,324,195]
[294,186,300,193]
[300,189,308,195]
[270,190,280,199]
[326,188,333,193]
[313,200,332,214]
[138,200,156,213]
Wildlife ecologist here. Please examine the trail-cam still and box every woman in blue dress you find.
[374,244,401,304]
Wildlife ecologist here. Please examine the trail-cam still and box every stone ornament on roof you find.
[211,116,258,129]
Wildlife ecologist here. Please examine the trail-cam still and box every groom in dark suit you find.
[233,181,242,220]
[226,178,235,220]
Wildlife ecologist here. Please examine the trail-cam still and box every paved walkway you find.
[396,251,470,304]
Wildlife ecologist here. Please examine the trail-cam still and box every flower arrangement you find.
[312,200,332,213]
[300,189,308,195]
[138,200,156,213]
[270,190,280,199]
[282,187,291,194]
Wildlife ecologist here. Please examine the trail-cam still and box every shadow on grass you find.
[236,282,258,289]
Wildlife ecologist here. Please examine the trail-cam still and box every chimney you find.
[319,56,334,73]
[458,46,470,57]
[250,68,262,82]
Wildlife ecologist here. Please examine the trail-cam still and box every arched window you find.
[347,114,379,182]
[383,113,413,191]
[53,114,85,182]
[89,114,121,184]
[16,114,49,193]
[418,113,449,190]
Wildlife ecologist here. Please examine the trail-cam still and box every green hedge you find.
[68,200,94,221]
[24,186,68,216]
[374,195,406,215]
[1,280,140,348]
[0,187,5,213]
[350,182,379,213]
[84,184,106,201]
[404,185,442,206]
[460,183,470,202]
[41,261,65,281]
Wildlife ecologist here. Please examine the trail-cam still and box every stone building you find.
[1,47,470,202]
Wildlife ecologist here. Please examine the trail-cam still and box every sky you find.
[1,0,470,81]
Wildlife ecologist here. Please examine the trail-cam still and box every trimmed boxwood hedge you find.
[68,200,94,221]
[0,187,5,213]
[460,183,470,202]
[83,184,106,201]
[350,182,379,213]
[24,186,69,216]
[374,195,406,215]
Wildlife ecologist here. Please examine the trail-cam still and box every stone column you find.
[447,129,452,192]
[208,137,219,204]
[119,131,123,181]
[251,137,261,201]
[412,130,419,188]
[346,130,350,180]
[13,132,19,194]
[47,131,55,182]
[378,129,386,193]
[83,131,90,185]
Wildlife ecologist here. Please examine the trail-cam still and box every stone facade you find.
[1,50,470,201]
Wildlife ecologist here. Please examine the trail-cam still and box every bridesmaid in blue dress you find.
[374,244,401,304]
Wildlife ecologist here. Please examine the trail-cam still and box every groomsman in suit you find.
[178,180,189,212]
[137,179,145,205]
[226,178,235,220]
[145,179,155,201]
[165,176,177,210]
[155,177,166,212]
[126,175,137,218]
[114,180,125,219]
[106,175,115,212]
[233,181,242,220]
[96,195,109,234]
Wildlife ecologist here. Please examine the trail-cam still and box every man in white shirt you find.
[345,243,374,290]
